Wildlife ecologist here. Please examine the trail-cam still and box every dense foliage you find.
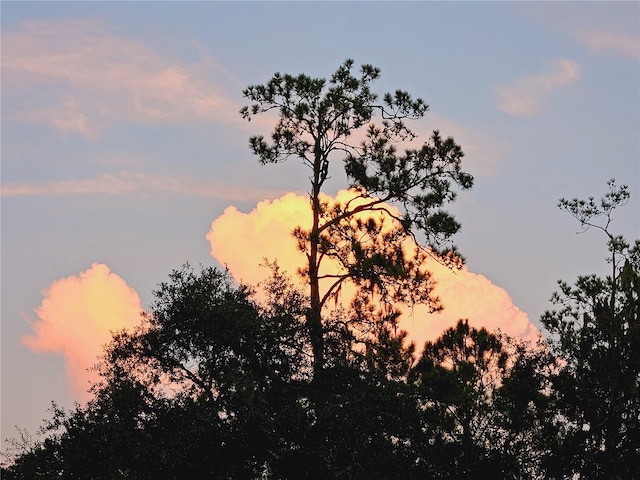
[5,211,637,478]
[2,265,556,479]
[541,181,640,479]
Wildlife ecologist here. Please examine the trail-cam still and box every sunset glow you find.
[207,190,539,349]
[22,263,142,399]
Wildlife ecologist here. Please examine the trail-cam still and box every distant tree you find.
[409,319,555,479]
[492,334,557,479]
[541,180,640,479]
[241,59,473,376]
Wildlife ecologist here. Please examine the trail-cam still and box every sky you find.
[1,1,639,446]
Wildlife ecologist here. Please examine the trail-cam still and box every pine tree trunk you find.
[307,142,325,378]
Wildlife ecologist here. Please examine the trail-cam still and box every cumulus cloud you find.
[2,18,241,137]
[403,261,537,346]
[207,191,538,349]
[207,192,312,284]
[22,263,143,399]
[1,171,290,201]
[496,59,581,117]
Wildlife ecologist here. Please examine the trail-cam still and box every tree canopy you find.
[2,266,556,479]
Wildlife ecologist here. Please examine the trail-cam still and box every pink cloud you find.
[1,171,291,201]
[3,18,242,137]
[207,191,539,349]
[574,29,640,58]
[495,59,581,117]
[22,263,142,400]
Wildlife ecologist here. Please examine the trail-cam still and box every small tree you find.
[241,59,473,376]
[542,180,640,479]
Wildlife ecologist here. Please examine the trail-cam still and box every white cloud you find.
[2,18,243,138]
[0,171,292,201]
[495,59,581,117]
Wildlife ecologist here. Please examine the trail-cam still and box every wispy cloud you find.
[1,171,291,201]
[495,59,581,117]
[517,2,639,59]
[2,18,242,138]
[574,30,640,58]
[49,99,99,138]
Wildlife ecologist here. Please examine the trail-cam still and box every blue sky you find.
[2,1,638,445]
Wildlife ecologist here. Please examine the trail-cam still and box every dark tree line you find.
[3,62,638,479]
[0,265,547,479]
[4,221,637,479]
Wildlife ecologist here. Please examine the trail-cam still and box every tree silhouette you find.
[241,59,473,376]
[409,319,554,479]
[542,180,640,479]
[11,66,638,480]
